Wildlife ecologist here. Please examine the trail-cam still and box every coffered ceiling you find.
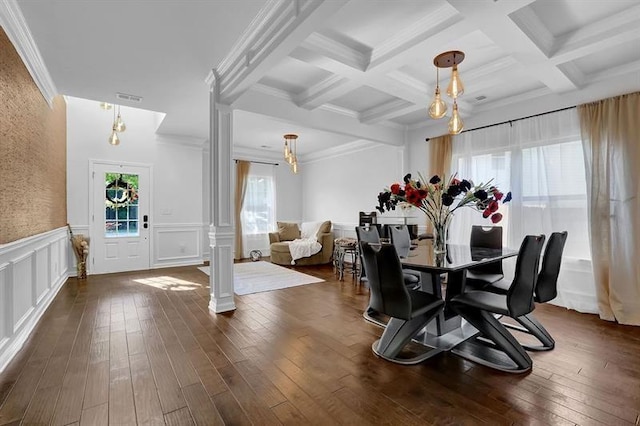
[12,0,640,157]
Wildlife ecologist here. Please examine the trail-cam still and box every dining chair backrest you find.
[359,211,378,227]
[388,225,411,258]
[356,225,381,244]
[507,234,546,318]
[469,225,503,275]
[360,242,412,320]
[535,231,568,303]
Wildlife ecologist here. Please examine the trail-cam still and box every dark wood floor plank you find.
[209,390,253,426]
[271,401,308,425]
[21,385,61,425]
[164,406,195,426]
[129,353,165,425]
[80,402,108,426]
[181,382,225,426]
[83,360,109,410]
[108,360,136,425]
[51,355,89,425]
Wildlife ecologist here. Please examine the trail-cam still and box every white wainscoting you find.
[153,223,204,268]
[0,227,69,373]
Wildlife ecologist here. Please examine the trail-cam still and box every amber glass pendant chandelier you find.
[428,50,465,135]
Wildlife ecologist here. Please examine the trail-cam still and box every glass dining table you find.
[397,243,518,353]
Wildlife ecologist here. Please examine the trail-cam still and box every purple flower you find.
[429,175,441,184]
[503,191,512,203]
[474,189,488,201]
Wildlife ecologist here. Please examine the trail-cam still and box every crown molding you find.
[156,134,207,149]
[301,32,370,72]
[586,59,640,85]
[251,83,293,102]
[386,70,430,95]
[370,4,460,69]
[550,4,640,63]
[233,145,282,163]
[474,86,552,113]
[359,99,416,124]
[317,103,359,119]
[294,74,348,109]
[0,0,57,107]
[302,139,382,163]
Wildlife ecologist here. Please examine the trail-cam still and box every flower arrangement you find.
[377,173,511,253]
[67,224,90,279]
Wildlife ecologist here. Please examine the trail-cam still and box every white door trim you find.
[88,159,154,274]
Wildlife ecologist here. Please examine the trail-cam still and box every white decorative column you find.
[207,71,236,313]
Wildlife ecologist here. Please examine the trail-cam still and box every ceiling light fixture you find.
[283,134,299,174]
[428,50,465,134]
[102,103,127,146]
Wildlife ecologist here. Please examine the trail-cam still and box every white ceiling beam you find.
[215,0,349,105]
[447,0,578,93]
[293,75,359,109]
[234,88,405,146]
[550,5,640,64]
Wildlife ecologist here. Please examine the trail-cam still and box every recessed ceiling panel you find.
[330,86,399,113]
[233,111,358,155]
[321,0,447,48]
[400,31,505,86]
[392,109,428,126]
[527,0,637,37]
[258,57,333,95]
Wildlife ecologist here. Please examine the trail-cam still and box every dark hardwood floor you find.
[0,262,639,425]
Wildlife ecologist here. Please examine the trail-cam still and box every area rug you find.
[197,261,324,295]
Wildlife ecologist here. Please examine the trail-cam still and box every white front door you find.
[91,162,151,274]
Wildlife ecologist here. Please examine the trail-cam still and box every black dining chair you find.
[481,231,568,351]
[465,225,504,288]
[388,224,422,284]
[450,234,545,373]
[356,225,421,327]
[360,242,445,364]
[359,211,378,227]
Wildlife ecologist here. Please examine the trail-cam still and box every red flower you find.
[405,189,420,205]
[488,200,499,213]
[483,208,491,218]
[493,191,503,201]
[390,183,401,194]
[491,213,503,223]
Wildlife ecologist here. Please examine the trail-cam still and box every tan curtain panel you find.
[578,92,640,325]
[428,134,452,180]
[426,135,452,233]
[234,160,251,259]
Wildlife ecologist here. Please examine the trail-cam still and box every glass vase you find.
[432,220,450,254]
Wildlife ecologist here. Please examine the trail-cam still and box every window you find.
[104,173,139,237]
[240,163,276,256]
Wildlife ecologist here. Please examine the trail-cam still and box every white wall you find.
[301,143,410,238]
[66,96,205,270]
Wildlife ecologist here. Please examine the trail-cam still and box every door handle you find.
[143,214,149,229]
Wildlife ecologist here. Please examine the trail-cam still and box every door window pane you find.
[105,172,140,237]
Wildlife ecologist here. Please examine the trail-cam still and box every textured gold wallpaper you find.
[0,27,67,244]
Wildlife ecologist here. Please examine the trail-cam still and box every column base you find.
[209,297,236,314]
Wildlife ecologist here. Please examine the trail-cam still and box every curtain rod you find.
[234,159,279,166]
[425,105,577,141]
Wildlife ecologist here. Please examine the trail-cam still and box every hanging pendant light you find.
[114,105,126,132]
[428,68,447,119]
[430,50,465,135]
[108,126,120,145]
[283,134,299,172]
[446,63,464,99]
[448,100,464,134]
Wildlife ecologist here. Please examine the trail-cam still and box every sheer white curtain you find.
[240,163,276,258]
[449,108,597,312]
